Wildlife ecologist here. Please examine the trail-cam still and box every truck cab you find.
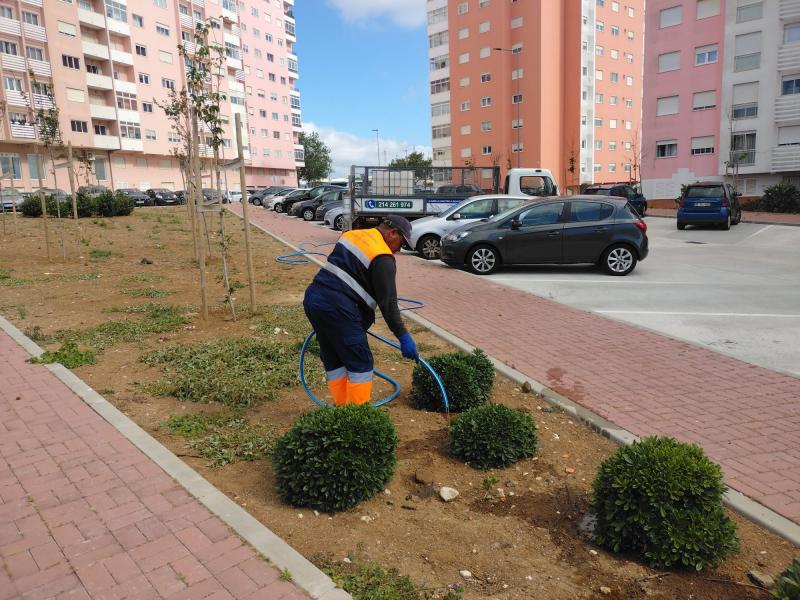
[503,168,559,197]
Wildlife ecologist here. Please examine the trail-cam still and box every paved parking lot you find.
[461,217,800,377]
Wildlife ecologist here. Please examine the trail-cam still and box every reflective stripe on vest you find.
[321,229,391,310]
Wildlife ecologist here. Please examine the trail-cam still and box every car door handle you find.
[594,227,607,232]
[546,231,561,237]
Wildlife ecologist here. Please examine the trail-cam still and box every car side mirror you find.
[511,218,521,230]
[451,212,461,220]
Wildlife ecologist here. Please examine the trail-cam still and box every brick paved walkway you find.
[648,206,800,225]
[232,205,800,525]
[0,332,311,599]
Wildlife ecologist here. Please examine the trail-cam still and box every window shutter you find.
[656,95,679,115]
[658,51,680,72]
[691,136,714,150]
[692,90,716,109]
[732,82,758,104]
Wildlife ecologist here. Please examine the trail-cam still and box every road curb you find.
[241,211,800,548]
[0,315,351,600]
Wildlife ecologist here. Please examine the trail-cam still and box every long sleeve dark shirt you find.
[369,255,408,338]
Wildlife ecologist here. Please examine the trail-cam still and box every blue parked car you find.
[677,182,742,230]
[583,183,647,217]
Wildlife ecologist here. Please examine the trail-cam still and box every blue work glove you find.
[398,333,418,360]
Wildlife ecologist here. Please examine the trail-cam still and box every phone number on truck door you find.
[365,200,414,209]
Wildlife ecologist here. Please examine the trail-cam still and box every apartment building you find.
[0,0,302,193]
[642,0,800,200]
[426,0,644,190]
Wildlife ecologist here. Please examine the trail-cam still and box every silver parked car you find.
[409,195,531,259]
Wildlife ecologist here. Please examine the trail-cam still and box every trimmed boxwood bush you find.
[773,558,800,600]
[411,348,494,412]
[20,195,42,217]
[273,405,398,513]
[592,436,738,571]
[19,192,120,218]
[755,182,800,214]
[449,403,537,469]
[96,191,134,217]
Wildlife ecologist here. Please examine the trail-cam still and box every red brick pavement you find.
[0,334,311,599]
[648,206,800,225]
[232,205,800,525]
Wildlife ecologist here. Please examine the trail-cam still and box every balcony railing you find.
[4,90,28,107]
[32,94,54,109]
[23,22,46,41]
[27,58,51,77]
[10,122,35,139]
[778,43,800,71]
[775,95,800,122]
[779,0,800,20]
[772,145,800,171]
[729,150,756,165]
[1,54,26,71]
[0,16,21,36]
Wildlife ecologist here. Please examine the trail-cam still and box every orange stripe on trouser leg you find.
[346,380,373,405]
[327,376,348,406]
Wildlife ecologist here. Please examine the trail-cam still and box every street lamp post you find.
[371,128,381,167]
[493,47,521,168]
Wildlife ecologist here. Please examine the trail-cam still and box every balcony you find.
[10,122,35,139]
[1,54,26,72]
[778,43,800,71]
[775,95,800,122]
[82,40,110,60]
[78,8,106,29]
[94,134,121,150]
[90,104,117,120]
[27,58,51,77]
[121,137,144,152]
[86,72,113,89]
[228,79,244,92]
[4,90,27,107]
[779,0,800,20]
[107,19,130,37]
[32,94,54,109]
[179,13,193,29]
[114,80,137,94]
[116,108,139,123]
[23,22,46,42]
[110,49,133,65]
[226,55,242,70]
[772,145,800,171]
[0,16,21,36]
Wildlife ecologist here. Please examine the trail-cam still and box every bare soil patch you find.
[1,208,796,599]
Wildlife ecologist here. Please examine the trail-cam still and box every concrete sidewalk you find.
[232,206,800,531]
[648,206,800,226]
[0,322,321,599]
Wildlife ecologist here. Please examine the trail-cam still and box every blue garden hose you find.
[276,245,449,411]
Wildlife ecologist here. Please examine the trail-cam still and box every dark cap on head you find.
[382,215,413,248]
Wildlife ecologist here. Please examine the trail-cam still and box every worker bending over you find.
[303,215,418,405]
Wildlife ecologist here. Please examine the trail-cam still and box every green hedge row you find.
[19,191,134,218]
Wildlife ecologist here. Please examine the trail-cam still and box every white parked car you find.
[409,195,531,259]
[269,188,308,212]
[324,204,346,231]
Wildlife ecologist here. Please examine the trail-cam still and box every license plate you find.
[694,202,711,207]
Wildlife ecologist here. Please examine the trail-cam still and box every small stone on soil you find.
[459,570,472,579]
[565,467,576,474]
[140,257,154,264]
[521,381,532,393]
[342,557,351,564]
[599,586,612,595]
[747,570,775,589]
[589,549,598,556]
[360,515,373,523]
[439,486,459,502]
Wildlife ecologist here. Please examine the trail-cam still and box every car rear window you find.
[583,187,608,195]
[569,201,614,222]
[685,185,724,198]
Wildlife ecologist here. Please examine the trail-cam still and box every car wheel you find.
[254,198,262,206]
[641,202,647,216]
[733,208,742,225]
[467,245,500,275]
[303,208,315,221]
[722,213,731,231]
[677,221,686,230]
[417,234,441,260]
[274,202,284,213]
[602,244,637,276]
[334,215,344,231]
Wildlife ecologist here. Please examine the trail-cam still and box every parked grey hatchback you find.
[440,195,648,276]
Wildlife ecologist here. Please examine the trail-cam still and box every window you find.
[138,73,150,84]
[460,125,471,135]
[161,78,175,89]
[159,51,172,64]
[428,7,447,24]
[610,72,619,82]
[778,125,800,146]
[610,49,618,59]
[656,140,678,157]
[431,101,450,117]
[457,1,468,12]
[459,52,469,64]
[734,32,761,71]
[512,119,523,128]
[133,14,143,27]
[658,51,680,72]
[595,118,603,127]
[625,98,633,107]
[480,96,491,107]
[656,95,679,115]
[511,16,522,28]
[21,12,38,26]
[695,44,718,65]
[0,156,20,179]
[731,132,756,164]
[624,52,634,63]
[460,100,470,111]
[611,25,620,36]
[479,47,490,58]
[512,94,523,104]
[612,0,620,11]
[481,145,492,155]
[785,23,800,44]
[783,76,800,95]
[596,93,604,103]
[430,78,449,94]
[459,199,494,219]
[429,31,448,48]
[70,120,88,133]
[459,76,469,86]
[610,119,617,129]
[62,54,80,69]
[155,22,169,36]
[0,6,12,18]
[153,0,166,7]
[142,102,153,113]
[596,20,604,31]
[0,41,17,55]
[697,0,720,19]
[135,44,147,56]
[692,90,716,110]
[596,70,603,80]
[26,47,43,61]
[594,140,602,150]
[458,27,469,39]
[120,121,141,139]
[691,135,715,154]
[58,21,77,37]
[116,91,137,110]
[432,125,451,139]
[609,95,618,105]
[480,121,492,131]
[460,147,472,158]
[511,68,523,80]
[105,1,126,21]
[736,1,762,23]
[4,76,21,91]
[430,54,448,71]
[518,203,564,226]
[596,45,604,56]
[658,5,683,29]
[609,141,617,150]
[608,163,617,172]
[145,129,156,140]
[625,75,633,86]
[479,21,490,33]
[480,72,491,83]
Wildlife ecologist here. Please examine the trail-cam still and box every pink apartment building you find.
[0,0,302,194]
[427,0,645,190]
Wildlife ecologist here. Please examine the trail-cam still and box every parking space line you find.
[598,310,800,318]
[489,278,696,284]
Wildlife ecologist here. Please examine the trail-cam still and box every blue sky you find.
[294,0,432,177]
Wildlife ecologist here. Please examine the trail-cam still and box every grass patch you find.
[0,269,32,286]
[104,303,167,314]
[0,270,100,287]
[121,287,171,298]
[42,272,101,282]
[31,341,95,369]
[56,305,189,352]
[122,274,167,284]
[23,325,46,342]
[141,338,321,406]
[162,412,275,467]
[89,249,118,260]
[314,553,463,600]
[279,569,293,582]
[252,303,311,340]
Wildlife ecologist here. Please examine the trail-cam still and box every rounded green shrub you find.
[20,196,42,217]
[449,403,537,469]
[75,193,97,218]
[756,182,800,214]
[773,558,800,600]
[592,436,738,571]
[96,191,134,217]
[411,348,494,412]
[273,405,398,513]
[45,196,71,218]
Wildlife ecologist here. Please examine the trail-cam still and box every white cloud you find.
[325,0,427,28]
[304,122,431,179]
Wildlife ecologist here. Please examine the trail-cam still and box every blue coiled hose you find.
[276,244,449,411]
